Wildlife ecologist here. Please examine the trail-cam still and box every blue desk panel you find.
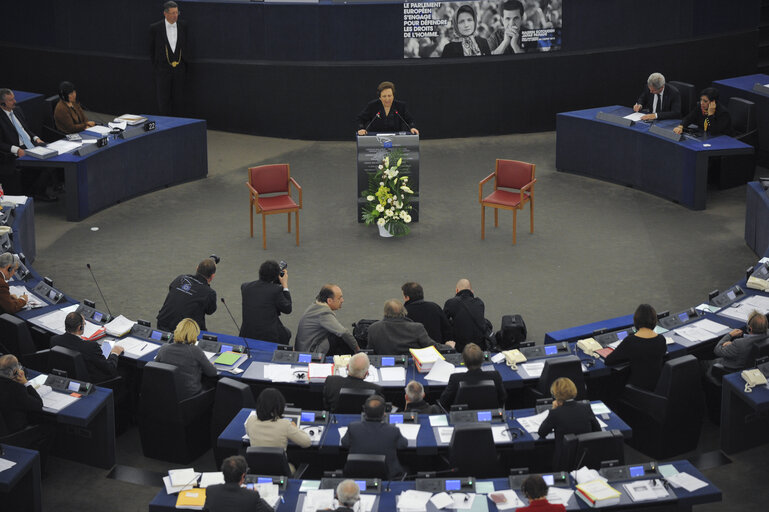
[720,372,769,454]
[0,444,41,512]
[556,106,754,210]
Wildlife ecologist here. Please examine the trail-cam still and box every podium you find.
[356,133,419,223]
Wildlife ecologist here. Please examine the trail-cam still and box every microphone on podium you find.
[394,110,412,134]
[364,111,381,133]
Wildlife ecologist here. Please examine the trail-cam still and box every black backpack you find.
[351,319,378,349]
[494,314,528,350]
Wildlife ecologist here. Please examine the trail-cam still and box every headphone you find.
[0,364,19,378]
[58,81,76,102]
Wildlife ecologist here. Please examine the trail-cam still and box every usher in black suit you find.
[149,19,189,115]
[635,83,682,120]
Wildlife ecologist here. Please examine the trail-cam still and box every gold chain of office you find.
[165,46,182,68]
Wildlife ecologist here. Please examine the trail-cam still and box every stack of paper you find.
[410,346,445,373]
[520,362,545,378]
[395,423,421,441]
[308,362,334,382]
[9,285,44,308]
[491,425,512,443]
[114,337,160,358]
[575,479,621,507]
[46,139,82,154]
[254,483,281,508]
[666,472,708,491]
[397,490,433,512]
[517,410,549,434]
[424,359,455,383]
[623,479,669,502]
[24,146,58,159]
[81,321,106,341]
[36,384,79,412]
[488,490,525,510]
[28,304,79,334]
[163,468,200,494]
[84,125,112,137]
[379,366,406,382]
[263,364,298,383]
[546,486,574,505]
[114,114,148,126]
[301,489,334,512]
[104,315,135,337]
[198,472,224,488]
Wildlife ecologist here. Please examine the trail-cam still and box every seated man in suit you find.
[333,480,360,512]
[711,310,768,378]
[295,284,360,357]
[0,355,55,465]
[341,395,407,479]
[204,455,273,512]
[443,279,488,352]
[673,87,733,136]
[0,252,28,314]
[439,343,506,410]
[404,380,442,414]
[51,312,124,383]
[323,352,383,411]
[368,299,455,355]
[402,282,453,344]
[633,72,682,121]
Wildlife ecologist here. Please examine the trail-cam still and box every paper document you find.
[214,351,241,366]
[264,364,298,383]
[665,472,708,492]
[397,490,433,512]
[0,457,17,473]
[590,402,611,415]
[82,320,105,340]
[488,490,525,510]
[162,474,200,494]
[116,336,160,358]
[47,139,82,154]
[395,423,421,441]
[546,486,574,505]
[623,479,669,501]
[517,410,549,434]
[28,304,79,334]
[474,481,495,494]
[9,285,44,308]
[37,384,79,412]
[657,464,679,478]
[693,318,728,334]
[520,362,545,378]
[84,125,112,136]
[424,359,456,383]
[363,368,380,382]
[437,426,454,444]
[571,467,603,484]
[379,366,406,382]
[337,427,348,441]
[623,112,645,122]
[255,483,281,508]
[24,146,57,159]
[301,489,334,512]
[1,195,28,205]
[491,425,512,443]
[198,472,224,488]
[298,480,320,492]
[169,468,198,487]
[674,326,714,343]
[104,315,135,337]
[430,492,454,510]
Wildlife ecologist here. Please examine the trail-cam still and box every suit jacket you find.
[443,290,486,351]
[53,100,90,134]
[635,84,682,120]
[0,106,38,169]
[149,19,189,72]
[356,99,416,133]
[404,399,442,415]
[537,400,600,468]
[405,299,452,343]
[0,278,26,314]
[204,482,273,512]
[0,376,44,434]
[368,316,450,355]
[322,375,382,412]
[341,419,408,479]
[714,332,766,371]
[439,367,506,410]
[50,332,119,384]
[681,104,734,136]
[239,280,291,342]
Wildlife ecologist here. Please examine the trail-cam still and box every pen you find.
[142,343,147,350]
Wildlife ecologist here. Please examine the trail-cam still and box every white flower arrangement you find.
[360,150,415,236]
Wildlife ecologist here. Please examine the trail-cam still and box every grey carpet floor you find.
[28,129,764,511]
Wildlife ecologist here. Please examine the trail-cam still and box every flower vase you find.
[378,223,394,238]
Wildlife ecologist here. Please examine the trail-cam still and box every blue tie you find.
[9,111,34,149]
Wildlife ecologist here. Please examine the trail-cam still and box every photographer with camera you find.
[240,260,292,344]
[156,256,219,332]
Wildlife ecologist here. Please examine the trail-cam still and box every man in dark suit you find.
[404,380,442,414]
[633,72,682,121]
[205,455,273,512]
[0,88,55,200]
[341,395,407,479]
[439,343,506,410]
[368,299,455,355]
[150,1,189,115]
[240,260,291,344]
[443,278,487,352]
[50,312,124,383]
[402,282,453,344]
[322,353,382,411]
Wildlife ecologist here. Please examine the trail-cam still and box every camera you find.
[279,260,288,278]
[209,254,221,265]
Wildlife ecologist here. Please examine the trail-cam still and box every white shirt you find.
[165,19,178,53]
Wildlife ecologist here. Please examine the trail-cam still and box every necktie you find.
[9,111,34,149]
[654,94,661,114]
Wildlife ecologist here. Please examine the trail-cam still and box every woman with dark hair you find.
[245,387,311,452]
[604,304,667,391]
[53,81,96,134]
[441,4,491,57]
[356,81,419,136]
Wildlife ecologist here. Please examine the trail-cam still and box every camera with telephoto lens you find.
[209,254,221,264]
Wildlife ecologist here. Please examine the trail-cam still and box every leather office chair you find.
[41,94,66,143]
[246,446,307,478]
[729,97,758,144]
[343,453,388,479]
[0,313,49,372]
[558,429,625,471]
[138,361,215,463]
[667,81,695,118]
[454,380,499,410]
[49,345,91,381]
[713,96,758,189]
[526,355,586,406]
[334,387,376,414]
[479,159,536,244]
[212,378,256,467]
[614,355,703,459]
[448,423,503,478]
[246,163,302,249]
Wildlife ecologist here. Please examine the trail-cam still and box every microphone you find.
[220,297,250,355]
[364,111,381,132]
[394,110,412,133]
[85,263,113,317]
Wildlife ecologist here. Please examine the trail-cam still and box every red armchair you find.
[479,159,536,244]
[247,164,302,249]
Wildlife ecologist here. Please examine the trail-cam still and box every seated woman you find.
[604,303,667,391]
[537,377,600,470]
[53,81,96,134]
[441,4,491,57]
[516,474,566,511]
[154,318,217,400]
[246,388,311,471]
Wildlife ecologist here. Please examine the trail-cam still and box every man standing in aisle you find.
[150,1,189,115]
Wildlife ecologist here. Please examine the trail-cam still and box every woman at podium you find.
[356,81,419,136]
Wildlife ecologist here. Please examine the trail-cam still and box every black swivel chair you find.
[343,454,388,479]
[668,80,695,118]
[41,94,65,143]
[712,96,757,189]
[211,378,256,467]
[335,388,376,414]
[245,446,307,478]
[526,355,586,406]
[0,314,49,372]
[558,429,625,471]
[454,380,499,410]
[138,361,215,463]
[614,355,703,459]
[448,423,503,478]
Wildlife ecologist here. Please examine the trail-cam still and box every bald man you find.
[443,279,487,352]
[368,299,455,355]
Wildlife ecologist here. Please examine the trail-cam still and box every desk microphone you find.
[85,263,113,317]
[364,112,381,132]
[394,110,411,133]
[220,297,250,356]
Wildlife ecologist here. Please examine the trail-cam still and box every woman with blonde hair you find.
[155,318,217,399]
